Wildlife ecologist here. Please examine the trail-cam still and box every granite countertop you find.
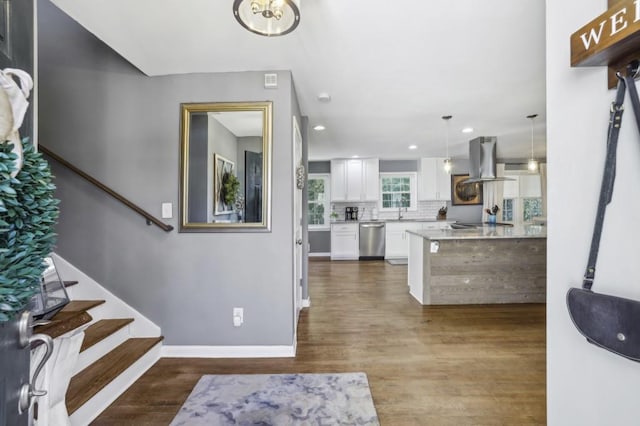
[407,224,547,240]
[332,218,456,224]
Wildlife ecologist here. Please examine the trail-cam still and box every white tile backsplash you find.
[331,201,447,221]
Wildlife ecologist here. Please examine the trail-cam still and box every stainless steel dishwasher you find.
[359,222,385,260]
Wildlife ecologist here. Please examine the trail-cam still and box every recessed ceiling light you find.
[352,155,359,158]
[313,125,326,131]
[408,145,417,150]
[462,127,474,134]
[317,93,331,102]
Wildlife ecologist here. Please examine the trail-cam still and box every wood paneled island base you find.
[408,226,546,305]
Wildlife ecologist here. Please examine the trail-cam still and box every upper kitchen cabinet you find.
[418,158,451,201]
[503,173,542,198]
[331,158,379,202]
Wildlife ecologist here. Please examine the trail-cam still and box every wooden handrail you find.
[39,144,174,232]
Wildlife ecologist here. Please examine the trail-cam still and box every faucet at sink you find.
[397,206,407,220]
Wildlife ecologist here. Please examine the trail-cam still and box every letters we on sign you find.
[571,0,640,87]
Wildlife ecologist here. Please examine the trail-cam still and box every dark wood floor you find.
[93,260,546,425]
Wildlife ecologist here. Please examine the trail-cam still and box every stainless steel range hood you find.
[464,136,512,183]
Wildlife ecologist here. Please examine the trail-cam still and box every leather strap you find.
[583,62,640,290]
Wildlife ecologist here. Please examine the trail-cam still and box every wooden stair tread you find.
[80,318,134,352]
[66,337,164,415]
[34,311,92,339]
[61,300,105,312]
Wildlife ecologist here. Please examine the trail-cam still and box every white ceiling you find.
[49,0,547,161]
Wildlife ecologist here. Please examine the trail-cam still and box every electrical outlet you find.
[233,307,244,327]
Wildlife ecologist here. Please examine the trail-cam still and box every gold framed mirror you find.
[180,101,272,232]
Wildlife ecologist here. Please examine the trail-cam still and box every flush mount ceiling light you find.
[462,127,474,134]
[527,114,539,172]
[442,115,453,173]
[408,144,417,150]
[313,124,325,131]
[233,0,301,37]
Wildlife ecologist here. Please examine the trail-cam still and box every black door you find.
[245,151,262,223]
[0,314,30,426]
[0,0,34,424]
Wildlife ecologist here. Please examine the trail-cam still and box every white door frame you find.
[292,115,303,349]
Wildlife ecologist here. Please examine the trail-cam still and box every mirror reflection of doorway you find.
[245,151,262,223]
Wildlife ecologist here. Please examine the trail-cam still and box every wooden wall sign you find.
[571,0,640,87]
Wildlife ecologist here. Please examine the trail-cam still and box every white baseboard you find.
[302,298,311,308]
[161,345,296,358]
[308,252,330,257]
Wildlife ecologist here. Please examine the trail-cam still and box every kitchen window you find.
[308,174,330,229]
[379,173,417,211]
[502,172,543,224]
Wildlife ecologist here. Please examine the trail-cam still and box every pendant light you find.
[527,114,539,172]
[233,0,301,37]
[442,115,452,173]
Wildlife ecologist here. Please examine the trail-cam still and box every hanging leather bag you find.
[567,62,640,362]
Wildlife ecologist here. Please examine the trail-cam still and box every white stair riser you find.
[74,324,132,375]
[69,342,162,426]
[78,303,108,325]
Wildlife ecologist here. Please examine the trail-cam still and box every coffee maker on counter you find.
[345,206,359,221]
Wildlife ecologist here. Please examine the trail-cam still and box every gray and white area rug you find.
[170,372,380,426]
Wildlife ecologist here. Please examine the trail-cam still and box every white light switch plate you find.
[161,202,172,219]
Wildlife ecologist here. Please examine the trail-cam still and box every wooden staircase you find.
[35,279,163,425]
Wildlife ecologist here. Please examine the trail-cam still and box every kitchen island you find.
[407,225,546,305]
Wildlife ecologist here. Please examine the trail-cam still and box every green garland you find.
[0,140,59,322]
[221,172,239,206]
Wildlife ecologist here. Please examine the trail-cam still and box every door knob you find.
[17,311,53,413]
[296,239,303,245]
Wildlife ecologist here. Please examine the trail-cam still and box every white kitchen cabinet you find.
[384,223,407,259]
[330,159,348,201]
[362,158,379,201]
[519,174,542,197]
[418,158,452,201]
[503,175,520,198]
[330,158,379,202]
[503,174,541,198]
[330,222,359,260]
[385,221,451,259]
[346,159,363,201]
[384,222,423,259]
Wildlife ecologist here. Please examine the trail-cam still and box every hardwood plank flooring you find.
[93,260,546,425]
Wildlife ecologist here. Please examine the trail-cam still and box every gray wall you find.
[38,0,297,346]
[309,231,330,254]
[308,161,330,174]
[448,159,483,223]
[380,159,418,173]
